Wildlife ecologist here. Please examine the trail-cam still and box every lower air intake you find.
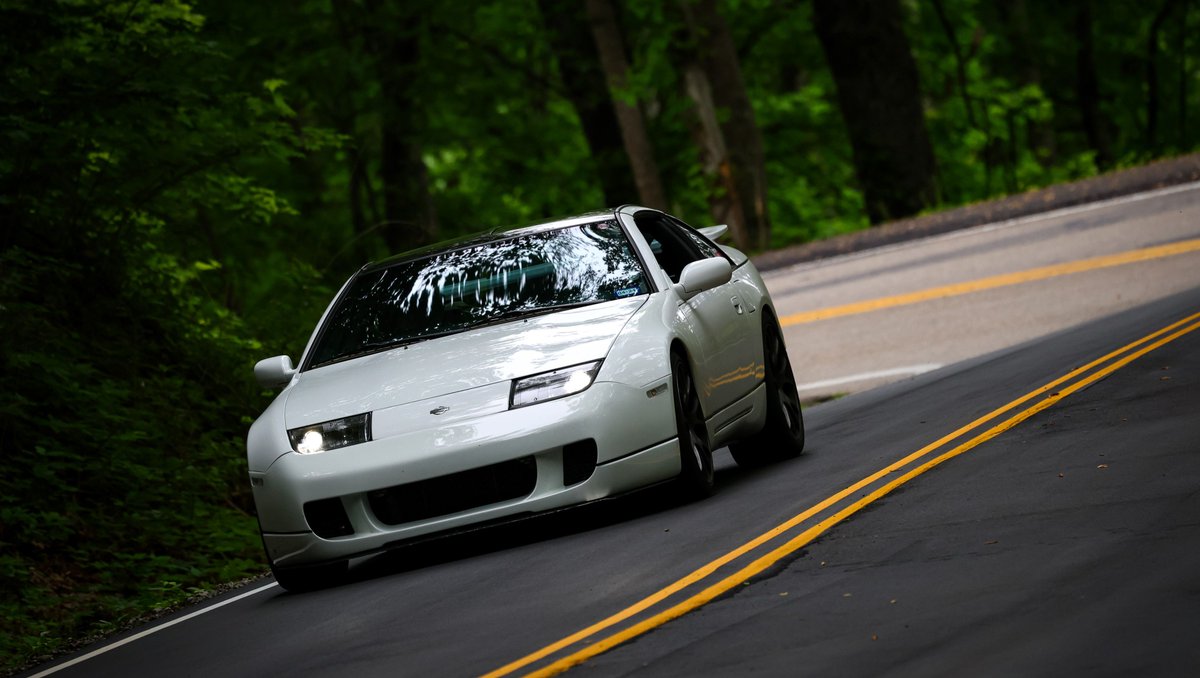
[303,497,354,538]
[368,456,537,526]
[562,439,597,486]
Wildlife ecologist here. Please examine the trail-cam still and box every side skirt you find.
[706,381,768,450]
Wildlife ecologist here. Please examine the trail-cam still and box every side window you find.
[634,212,706,283]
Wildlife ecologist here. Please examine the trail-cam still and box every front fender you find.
[247,392,293,473]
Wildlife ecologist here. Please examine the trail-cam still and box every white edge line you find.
[795,364,944,393]
[764,181,1200,278]
[28,581,279,677]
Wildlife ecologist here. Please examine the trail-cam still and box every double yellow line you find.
[485,309,1200,678]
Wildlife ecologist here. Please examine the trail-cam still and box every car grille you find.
[368,456,537,526]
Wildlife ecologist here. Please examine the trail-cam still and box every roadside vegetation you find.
[1,0,1196,671]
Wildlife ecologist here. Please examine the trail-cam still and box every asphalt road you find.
[27,187,1200,678]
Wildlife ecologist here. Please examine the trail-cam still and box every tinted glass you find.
[307,221,648,368]
[669,217,725,260]
[635,212,726,282]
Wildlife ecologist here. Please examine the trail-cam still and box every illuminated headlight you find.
[510,360,603,409]
[287,413,371,455]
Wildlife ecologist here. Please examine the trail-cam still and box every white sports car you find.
[248,206,804,590]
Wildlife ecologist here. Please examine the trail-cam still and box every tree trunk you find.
[1146,0,1177,151]
[378,113,437,253]
[359,0,438,253]
[538,0,639,207]
[680,63,746,247]
[344,141,375,264]
[678,0,771,251]
[1178,1,1189,146]
[1074,0,1112,169]
[812,0,938,224]
[585,0,668,210]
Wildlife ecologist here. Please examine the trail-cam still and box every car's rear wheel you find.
[271,559,348,592]
[671,350,714,499]
[730,313,805,467]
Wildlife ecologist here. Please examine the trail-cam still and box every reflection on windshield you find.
[307,221,648,368]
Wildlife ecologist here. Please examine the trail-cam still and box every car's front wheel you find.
[671,350,714,499]
[730,313,805,467]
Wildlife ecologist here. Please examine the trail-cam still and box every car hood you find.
[283,297,646,427]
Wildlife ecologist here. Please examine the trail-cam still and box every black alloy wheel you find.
[729,313,805,467]
[671,350,715,499]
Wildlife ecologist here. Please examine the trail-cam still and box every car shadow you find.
[709,445,809,491]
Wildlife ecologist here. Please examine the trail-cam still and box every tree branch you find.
[432,21,570,99]
[930,0,976,128]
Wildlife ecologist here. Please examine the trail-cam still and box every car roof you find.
[360,208,622,273]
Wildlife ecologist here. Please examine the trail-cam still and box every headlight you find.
[287,413,371,455]
[510,360,603,409]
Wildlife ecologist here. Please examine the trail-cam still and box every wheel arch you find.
[668,337,705,418]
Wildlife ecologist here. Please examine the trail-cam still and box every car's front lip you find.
[252,378,678,569]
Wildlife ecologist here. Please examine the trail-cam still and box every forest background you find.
[1,0,1196,671]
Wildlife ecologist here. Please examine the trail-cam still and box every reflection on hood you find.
[284,297,645,427]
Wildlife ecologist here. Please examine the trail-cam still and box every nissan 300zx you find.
[248,206,804,590]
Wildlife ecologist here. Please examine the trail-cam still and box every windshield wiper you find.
[473,301,600,328]
[313,328,469,368]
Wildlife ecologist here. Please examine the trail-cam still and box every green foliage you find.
[0,0,336,670]
[904,0,1199,204]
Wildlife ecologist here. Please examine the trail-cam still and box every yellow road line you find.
[779,238,1200,326]
[484,310,1200,678]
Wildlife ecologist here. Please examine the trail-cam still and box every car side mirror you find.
[254,355,297,389]
[674,257,733,301]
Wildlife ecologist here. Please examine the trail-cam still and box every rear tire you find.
[671,350,715,499]
[271,559,348,592]
[730,314,805,467]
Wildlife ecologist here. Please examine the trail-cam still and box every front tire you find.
[671,350,715,499]
[730,313,805,467]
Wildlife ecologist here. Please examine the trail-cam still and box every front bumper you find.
[251,380,679,568]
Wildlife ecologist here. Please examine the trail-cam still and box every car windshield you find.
[305,221,649,369]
